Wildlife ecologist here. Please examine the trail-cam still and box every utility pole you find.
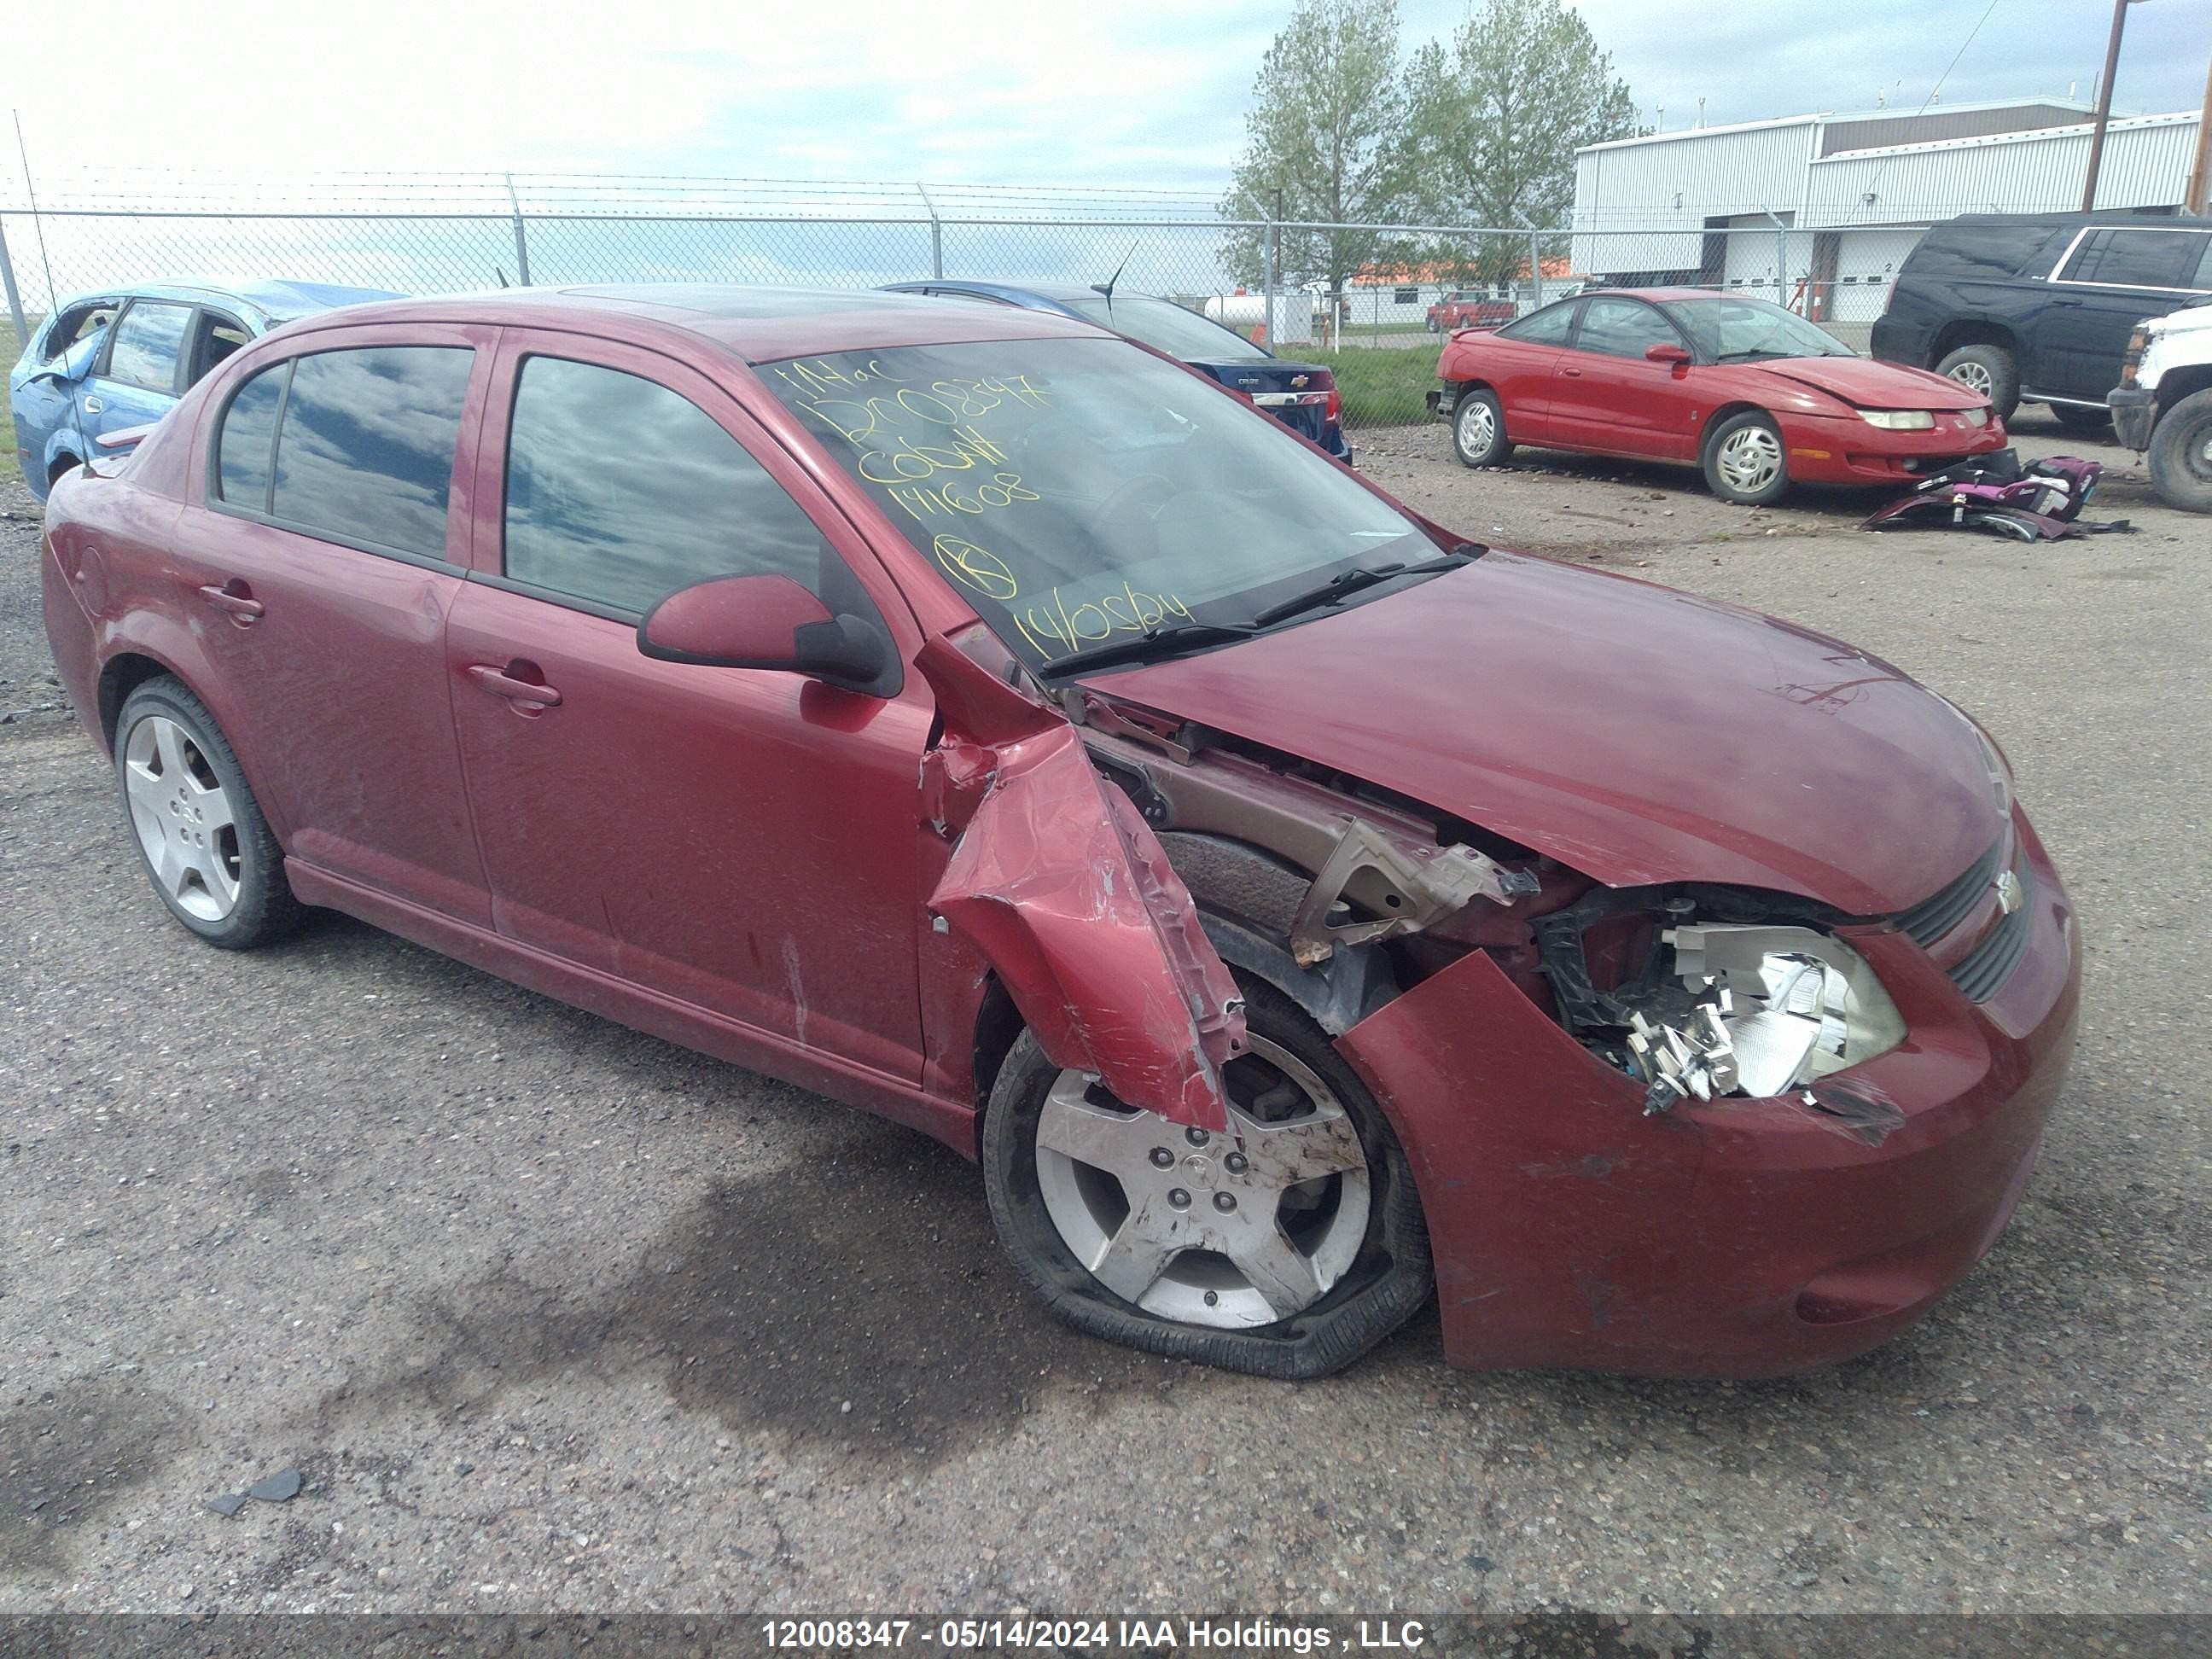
[2081,0,2139,211]
[2186,50,2212,216]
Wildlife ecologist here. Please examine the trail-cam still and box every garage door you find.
[1831,228,1927,323]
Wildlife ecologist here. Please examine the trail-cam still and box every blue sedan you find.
[882,280,1352,462]
[10,279,399,499]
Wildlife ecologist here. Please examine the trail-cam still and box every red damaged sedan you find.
[1429,288,2007,504]
[43,286,2075,1380]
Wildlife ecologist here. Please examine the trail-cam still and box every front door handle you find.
[82,395,103,414]
[468,661,562,709]
[197,579,264,624]
[1560,366,1582,377]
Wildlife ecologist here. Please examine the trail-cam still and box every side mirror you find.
[1645,342,1692,366]
[638,573,894,696]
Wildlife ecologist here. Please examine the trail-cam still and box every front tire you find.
[981,974,1432,1379]
[2147,388,2212,514]
[1451,387,1513,469]
[1703,410,1790,505]
[1936,342,2020,422]
[114,678,302,949]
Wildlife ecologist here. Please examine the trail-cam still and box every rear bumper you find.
[2108,386,2155,452]
[1336,806,2079,1378]
[1781,412,2009,486]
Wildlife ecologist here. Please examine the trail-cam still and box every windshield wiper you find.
[1038,620,1257,679]
[1248,545,1482,630]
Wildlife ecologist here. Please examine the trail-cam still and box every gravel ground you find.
[3,411,2209,1616]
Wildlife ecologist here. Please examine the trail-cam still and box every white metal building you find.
[1570,99,2205,325]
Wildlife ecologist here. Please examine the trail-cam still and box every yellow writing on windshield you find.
[1011,583,1194,660]
[932,536,1021,602]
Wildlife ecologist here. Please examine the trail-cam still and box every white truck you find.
[2108,300,2212,513]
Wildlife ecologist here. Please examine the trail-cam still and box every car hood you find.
[1088,553,2000,915]
[1747,355,1986,410]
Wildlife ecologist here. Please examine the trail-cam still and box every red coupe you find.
[43,286,2075,1381]
[1428,288,2008,504]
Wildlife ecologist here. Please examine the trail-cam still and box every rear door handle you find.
[469,661,562,708]
[197,579,264,623]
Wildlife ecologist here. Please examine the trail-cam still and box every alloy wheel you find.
[1456,397,1496,461]
[123,713,242,922]
[1947,359,1995,398]
[1033,1035,1371,1330]
[1716,424,1784,495]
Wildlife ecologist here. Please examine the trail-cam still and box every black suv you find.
[1871,211,2212,428]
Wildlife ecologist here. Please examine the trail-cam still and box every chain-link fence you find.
[0,176,1918,434]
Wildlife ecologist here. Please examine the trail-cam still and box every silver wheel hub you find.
[1948,361,1994,397]
[1034,1035,1371,1330]
[1457,398,1495,458]
[1716,425,1783,494]
[123,713,241,922]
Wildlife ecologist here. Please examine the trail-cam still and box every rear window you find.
[1498,301,1577,346]
[252,346,473,559]
[1061,296,1271,363]
[1906,222,2070,282]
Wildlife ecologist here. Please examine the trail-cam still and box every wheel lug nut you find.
[1203,1290,1219,1307]
[1185,1127,1209,1146]
[1225,1152,1249,1175]
[1167,1188,1191,1210]
[1214,1191,1237,1213]
[1149,1147,1173,1168]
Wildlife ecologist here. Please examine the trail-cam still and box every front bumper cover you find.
[2108,385,2156,452]
[1334,807,2079,1378]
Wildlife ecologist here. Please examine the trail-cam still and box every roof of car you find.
[273,282,1117,362]
[1577,287,1755,304]
[51,279,401,324]
[887,279,1113,307]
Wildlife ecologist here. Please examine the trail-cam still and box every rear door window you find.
[214,363,288,509]
[2059,229,2199,290]
[104,301,194,393]
[503,354,829,615]
[266,346,473,559]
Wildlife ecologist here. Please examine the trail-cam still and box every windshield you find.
[1060,295,1272,363]
[764,338,1429,671]
[1657,295,1855,361]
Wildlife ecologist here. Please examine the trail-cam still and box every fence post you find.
[1261,212,1277,347]
[0,217,26,347]
[917,183,943,278]
[1762,209,1788,307]
[1527,229,1544,310]
[506,175,532,288]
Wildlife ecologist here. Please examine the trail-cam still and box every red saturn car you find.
[1427,288,2008,504]
[43,286,2076,1380]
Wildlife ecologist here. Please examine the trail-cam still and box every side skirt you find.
[284,859,978,1159]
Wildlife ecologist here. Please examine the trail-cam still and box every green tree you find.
[1391,0,1639,285]
[1219,0,1410,306]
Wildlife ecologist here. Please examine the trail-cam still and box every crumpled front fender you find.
[917,635,1247,1130]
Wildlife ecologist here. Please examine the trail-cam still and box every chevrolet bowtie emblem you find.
[1994,869,2022,915]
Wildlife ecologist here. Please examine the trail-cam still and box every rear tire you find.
[1936,343,2020,422]
[1703,410,1790,505]
[2147,388,2212,514]
[2048,403,2110,434]
[114,678,302,950]
[1451,387,1513,469]
[980,973,1433,1379]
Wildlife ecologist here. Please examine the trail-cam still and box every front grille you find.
[1949,866,2033,1002]
[1889,836,2031,1004]
[1893,839,2004,948]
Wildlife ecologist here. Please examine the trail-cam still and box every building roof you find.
[1575,95,2099,156]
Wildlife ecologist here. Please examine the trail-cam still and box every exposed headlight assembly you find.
[1860,409,1936,430]
[1626,924,1907,1113]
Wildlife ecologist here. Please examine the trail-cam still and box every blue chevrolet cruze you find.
[10,279,399,499]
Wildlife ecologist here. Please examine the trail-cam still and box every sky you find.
[4,0,2206,201]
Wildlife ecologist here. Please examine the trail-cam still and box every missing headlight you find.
[1531,897,1906,1115]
